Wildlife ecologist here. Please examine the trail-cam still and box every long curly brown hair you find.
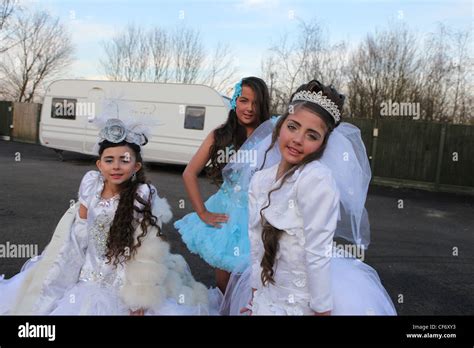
[98,140,162,267]
[259,80,345,286]
[206,76,270,185]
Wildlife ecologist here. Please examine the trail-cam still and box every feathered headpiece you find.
[91,97,158,154]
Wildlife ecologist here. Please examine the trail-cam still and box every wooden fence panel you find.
[11,102,41,143]
[374,119,441,182]
[440,124,474,187]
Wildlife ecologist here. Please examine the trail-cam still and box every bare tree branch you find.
[0,0,17,53]
[419,24,472,124]
[347,23,419,119]
[0,10,74,102]
[199,42,238,93]
[100,24,149,82]
[261,18,348,114]
[101,25,213,86]
[148,27,171,82]
[171,26,204,83]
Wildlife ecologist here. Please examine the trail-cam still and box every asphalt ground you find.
[0,139,473,315]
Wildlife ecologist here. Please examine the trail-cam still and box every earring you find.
[131,172,136,182]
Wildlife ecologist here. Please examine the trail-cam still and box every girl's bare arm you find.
[182,130,228,226]
[79,204,88,219]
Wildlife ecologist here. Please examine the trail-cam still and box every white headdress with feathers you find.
[91,97,160,155]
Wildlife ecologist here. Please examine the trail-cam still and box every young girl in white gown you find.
[223,80,397,315]
[0,118,213,315]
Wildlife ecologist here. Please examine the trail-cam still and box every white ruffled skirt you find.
[221,251,397,315]
[0,256,222,316]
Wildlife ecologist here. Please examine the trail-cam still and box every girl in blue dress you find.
[174,77,271,293]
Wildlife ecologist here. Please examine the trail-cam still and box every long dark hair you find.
[259,80,345,286]
[98,140,161,267]
[207,76,270,185]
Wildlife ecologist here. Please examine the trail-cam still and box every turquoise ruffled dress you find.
[174,173,249,272]
[174,118,279,272]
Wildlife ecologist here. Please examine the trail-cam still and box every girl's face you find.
[96,145,142,186]
[278,107,328,166]
[235,85,258,127]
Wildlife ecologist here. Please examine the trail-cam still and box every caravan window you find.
[184,106,205,130]
[51,98,77,120]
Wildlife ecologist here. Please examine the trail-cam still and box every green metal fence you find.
[0,101,13,140]
[345,118,474,194]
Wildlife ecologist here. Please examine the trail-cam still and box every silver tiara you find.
[291,90,341,123]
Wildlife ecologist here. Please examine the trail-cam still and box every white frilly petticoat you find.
[222,248,397,315]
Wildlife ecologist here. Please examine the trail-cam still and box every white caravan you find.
[39,79,230,164]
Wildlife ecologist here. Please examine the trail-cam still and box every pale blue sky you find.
[23,0,472,79]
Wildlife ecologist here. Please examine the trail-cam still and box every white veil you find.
[319,122,371,248]
[222,119,371,248]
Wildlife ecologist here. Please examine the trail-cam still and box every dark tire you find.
[53,149,64,161]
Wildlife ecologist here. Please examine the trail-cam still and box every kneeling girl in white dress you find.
[223,80,397,315]
[0,118,211,315]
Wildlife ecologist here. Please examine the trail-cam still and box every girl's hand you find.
[198,210,229,228]
[130,308,145,316]
[239,303,252,315]
[240,289,256,315]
